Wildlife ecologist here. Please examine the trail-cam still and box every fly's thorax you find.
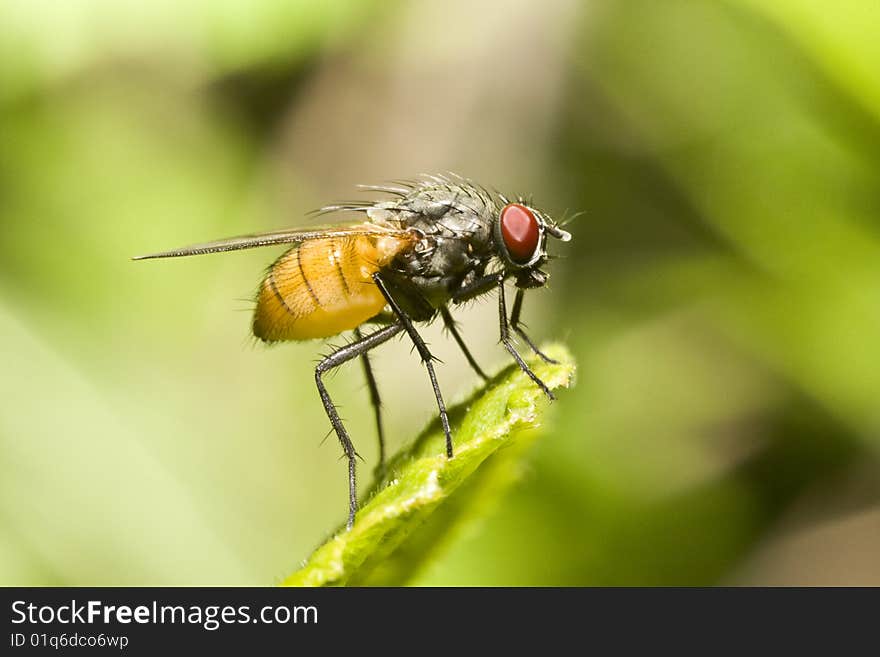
[368,182,497,251]
[392,230,487,288]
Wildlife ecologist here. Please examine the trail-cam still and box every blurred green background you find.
[2,0,879,586]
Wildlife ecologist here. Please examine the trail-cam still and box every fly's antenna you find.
[546,224,572,242]
[543,208,581,242]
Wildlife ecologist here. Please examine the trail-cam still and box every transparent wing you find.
[133,223,408,260]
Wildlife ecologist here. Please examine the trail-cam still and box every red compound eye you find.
[500,203,540,264]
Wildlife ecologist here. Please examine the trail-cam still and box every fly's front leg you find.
[315,323,404,529]
[372,273,454,459]
[510,288,558,364]
[498,279,555,400]
[440,306,489,382]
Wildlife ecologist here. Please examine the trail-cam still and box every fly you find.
[135,173,572,529]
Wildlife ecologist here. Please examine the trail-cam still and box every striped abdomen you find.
[253,234,408,342]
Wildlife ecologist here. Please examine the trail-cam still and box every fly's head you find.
[493,201,571,289]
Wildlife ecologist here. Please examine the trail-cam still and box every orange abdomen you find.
[253,234,402,342]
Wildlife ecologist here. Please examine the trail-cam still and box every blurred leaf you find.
[282,345,575,587]
[0,295,255,585]
[0,0,383,101]
[730,0,880,122]
[581,0,880,448]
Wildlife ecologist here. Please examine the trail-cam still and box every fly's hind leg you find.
[353,327,386,476]
[315,323,404,529]
[510,288,558,364]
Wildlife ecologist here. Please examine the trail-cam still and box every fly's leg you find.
[509,288,558,364]
[440,306,489,382]
[372,273,454,459]
[353,327,386,475]
[316,323,404,529]
[498,279,555,400]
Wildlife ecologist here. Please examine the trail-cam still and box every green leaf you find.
[282,343,575,587]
